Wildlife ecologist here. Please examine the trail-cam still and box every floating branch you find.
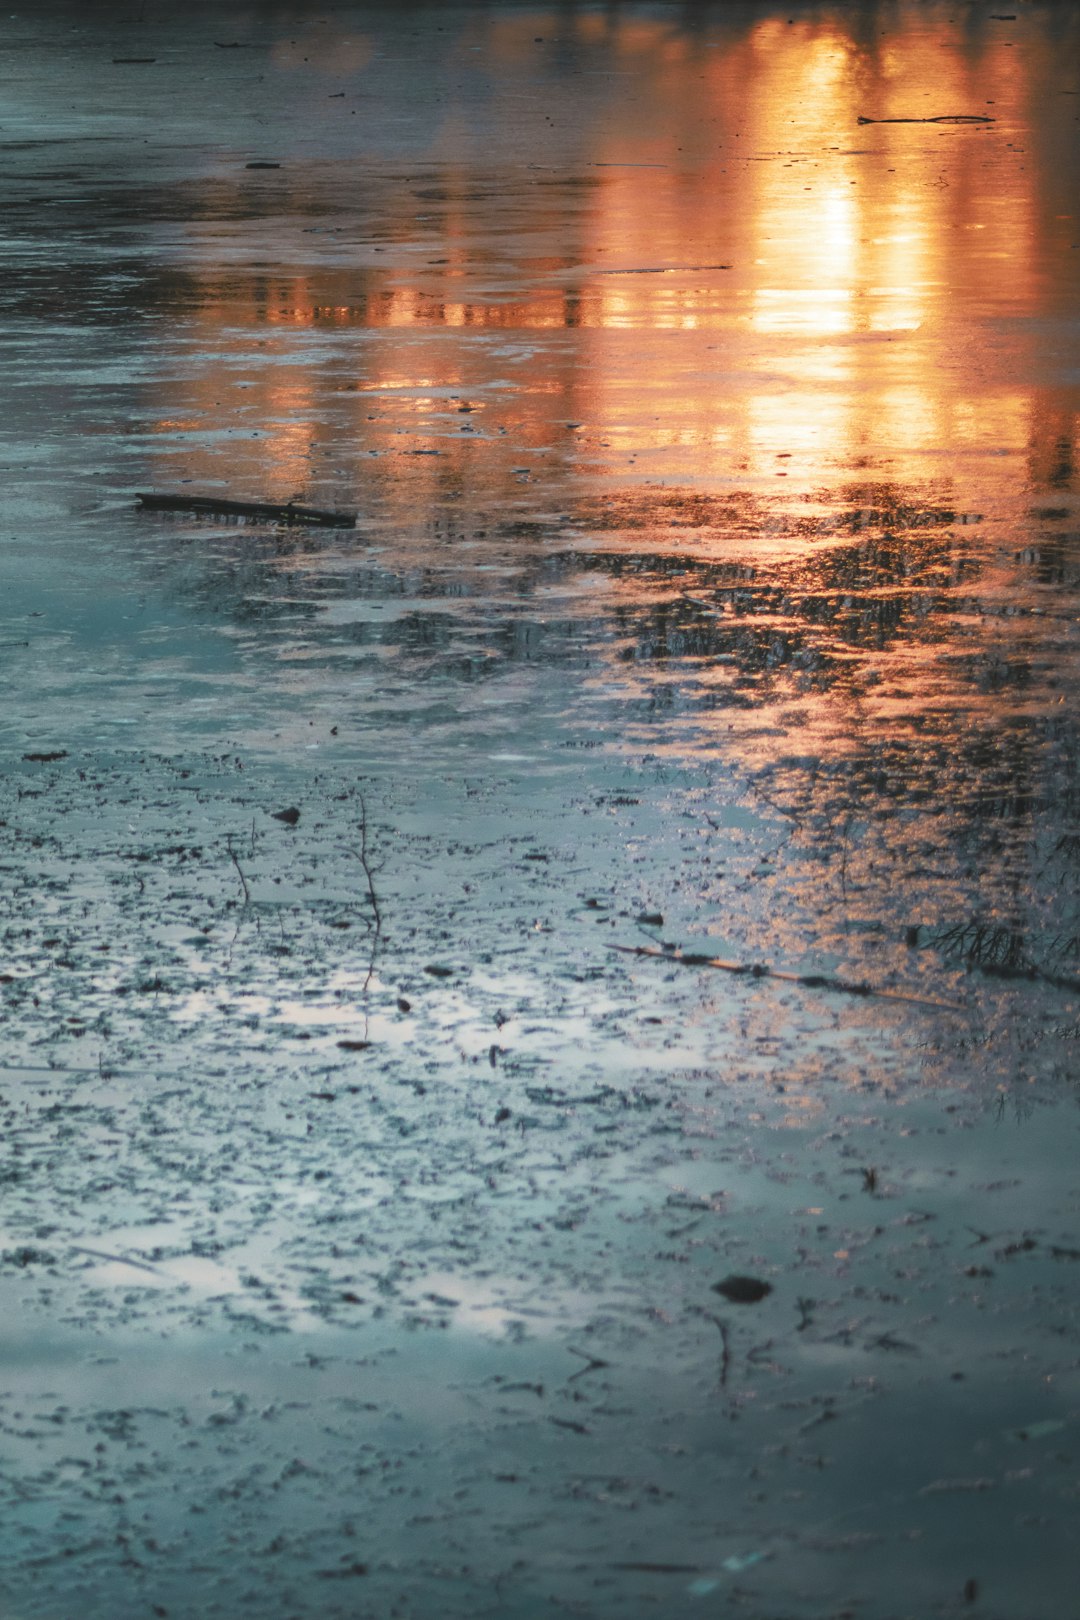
[608,943,963,1012]
[857,114,995,124]
[136,491,357,527]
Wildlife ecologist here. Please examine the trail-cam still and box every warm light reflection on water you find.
[1,2,1058,798]
[4,16,1080,1613]
[105,1,1078,939]
[139,2,1077,524]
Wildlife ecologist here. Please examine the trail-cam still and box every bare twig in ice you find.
[136,490,357,527]
[357,793,382,990]
[857,113,995,124]
[567,1347,611,1382]
[70,1245,165,1276]
[226,833,260,940]
[226,833,250,907]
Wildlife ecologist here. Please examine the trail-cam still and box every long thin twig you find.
[691,1310,732,1387]
[136,491,356,527]
[609,943,963,1012]
[857,113,994,124]
[226,833,250,907]
[357,793,382,991]
[357,795,381,934]
[70,1245,165,1276]
[567,1347,610,1383]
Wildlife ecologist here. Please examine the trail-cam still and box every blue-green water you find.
[1,2,1078,1615]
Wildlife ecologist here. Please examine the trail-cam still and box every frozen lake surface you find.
[1,2,1078,1615]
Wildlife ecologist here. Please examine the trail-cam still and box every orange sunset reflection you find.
[113,5,1080,1045]
[146,3,1077,520]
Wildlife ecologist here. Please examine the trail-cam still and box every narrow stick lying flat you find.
[608,943,964,1012]
[857,114,994,124]
[136,492,357,527]
[70,1244,166,1276]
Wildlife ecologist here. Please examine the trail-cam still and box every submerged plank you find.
[136,491,357,527]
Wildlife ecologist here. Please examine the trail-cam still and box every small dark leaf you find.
[272,806,300,825]
[713,1274,773,1304]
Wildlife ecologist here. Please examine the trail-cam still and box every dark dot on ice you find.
[713,1275,773,1304]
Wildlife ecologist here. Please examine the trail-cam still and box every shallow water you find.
[1,2,1079,1616]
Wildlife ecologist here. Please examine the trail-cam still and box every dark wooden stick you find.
[136,492,357,527]
[857,114,994,124]
[608,943,963,1012]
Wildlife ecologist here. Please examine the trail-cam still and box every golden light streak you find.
[147,5,1072,515]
